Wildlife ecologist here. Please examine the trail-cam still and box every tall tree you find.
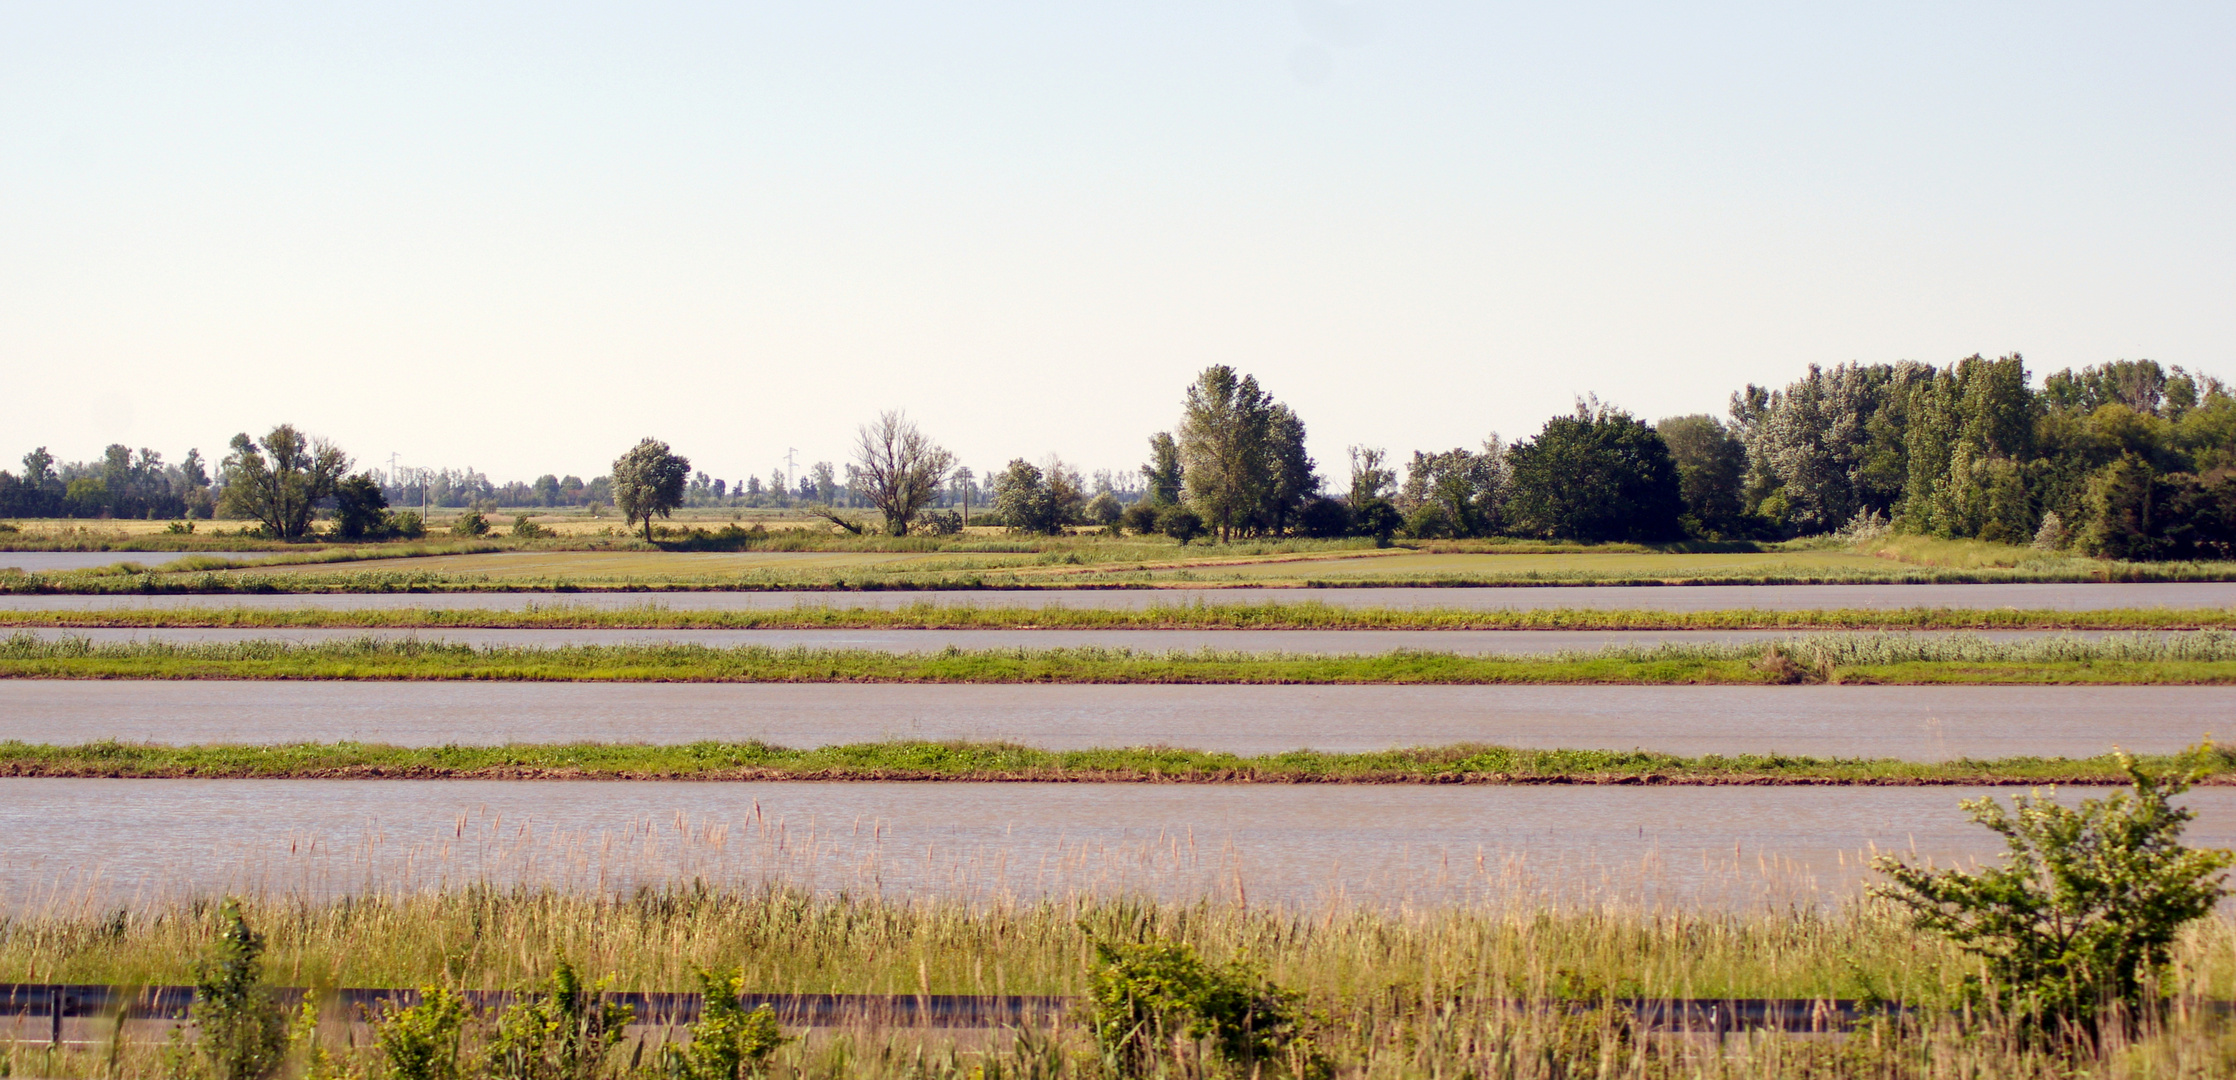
[1142,432,1184,506]
[1655,415,1748,537]
[1261,404,1319,533]
[853,411,955,536]
[611,437,691,542]
[218,425,349,539]
[1177,366,1272,542]
[1506,401,1683,542]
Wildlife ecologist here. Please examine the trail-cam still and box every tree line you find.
[5,353,2234,557]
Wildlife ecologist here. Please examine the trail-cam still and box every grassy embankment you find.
[8,633,2236,684]
[5,739,2227,785]
[4,600,2235,631]
[10,530,2236,591]
[6,888,2236,1078]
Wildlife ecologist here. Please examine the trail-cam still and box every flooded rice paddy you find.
[6,681,2223,760]
[5,582,2236,611]
[8,779,2235,910]
[1,625,2144,653]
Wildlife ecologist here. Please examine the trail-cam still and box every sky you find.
[2,2,2232,487]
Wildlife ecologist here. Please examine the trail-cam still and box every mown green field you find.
[7,633,2236,684]
[4,738,2221,785]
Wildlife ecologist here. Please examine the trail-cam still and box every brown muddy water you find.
[4,681,2224,759]
[5,582,2236,611]
[7,779,2235,910]
[1,626,2137,653]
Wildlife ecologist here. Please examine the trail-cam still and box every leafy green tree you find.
[332,473,390,540]
[1505,401,1683,542]
[533,474,562,507]
[1261,404,1319,533]
[1872,752,2233,1033]
[853,412,954,535]
[218,425,350,540]
[1400,443,1504,538]
[1142,432,1184,506]
[611,438,691,542]
[990,458,1081,534]
[1177,366,1272,542]
[1655,415,1747,537]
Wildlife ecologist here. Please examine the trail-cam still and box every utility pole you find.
[784,448,799,500]
[386,453,402,489]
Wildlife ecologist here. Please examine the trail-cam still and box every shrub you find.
[914,510,962,536]
[377,986,468,1080]
[485,958,634,1080]
[386,511,427,540]
[1084,491,1123,527]
[662,969,787,1080]
[1086,938,1306,1076]
[165,520,196,535]
[1119,502,1162,536]
[450,511,490,538]
[2032,509,2069,551]
[1295,496,1351,539]
[181,899,290,1080]
[510,515,551,540]
[1871,750,2234,1034]
[1156,506,1205,544]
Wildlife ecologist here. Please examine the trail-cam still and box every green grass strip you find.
[2,603,2234,631]
[4,739,2228,785]
[7,633,2236,684]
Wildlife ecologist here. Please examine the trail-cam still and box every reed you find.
[6,632,2236,684]
[4,886,2236,1078]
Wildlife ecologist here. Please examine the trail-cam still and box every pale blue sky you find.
[3,2,2230,485]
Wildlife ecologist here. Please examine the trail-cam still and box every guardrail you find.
[0,983,1943,1040]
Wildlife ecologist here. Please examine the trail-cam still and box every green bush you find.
[1086,938,1306,1076]
[1156,506,1204,545]
[661,969,786,1080]
[510,515,551,540]
[386,511,427,540]
[485,958,634,1080]
[450,511,490,538]
[1872,749,2235,1034]
[178,899,290,1080]
[1119,502,1161,536]
[376,986,468,1080]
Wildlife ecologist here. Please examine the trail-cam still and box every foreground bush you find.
[1873,751,2234,1038]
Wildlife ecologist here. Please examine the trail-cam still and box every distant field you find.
[12,525,2236,591]
[231,549,1002,579]
[1201,549,1903,579]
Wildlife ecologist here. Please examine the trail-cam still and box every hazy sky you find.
[4,2,2231,486]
